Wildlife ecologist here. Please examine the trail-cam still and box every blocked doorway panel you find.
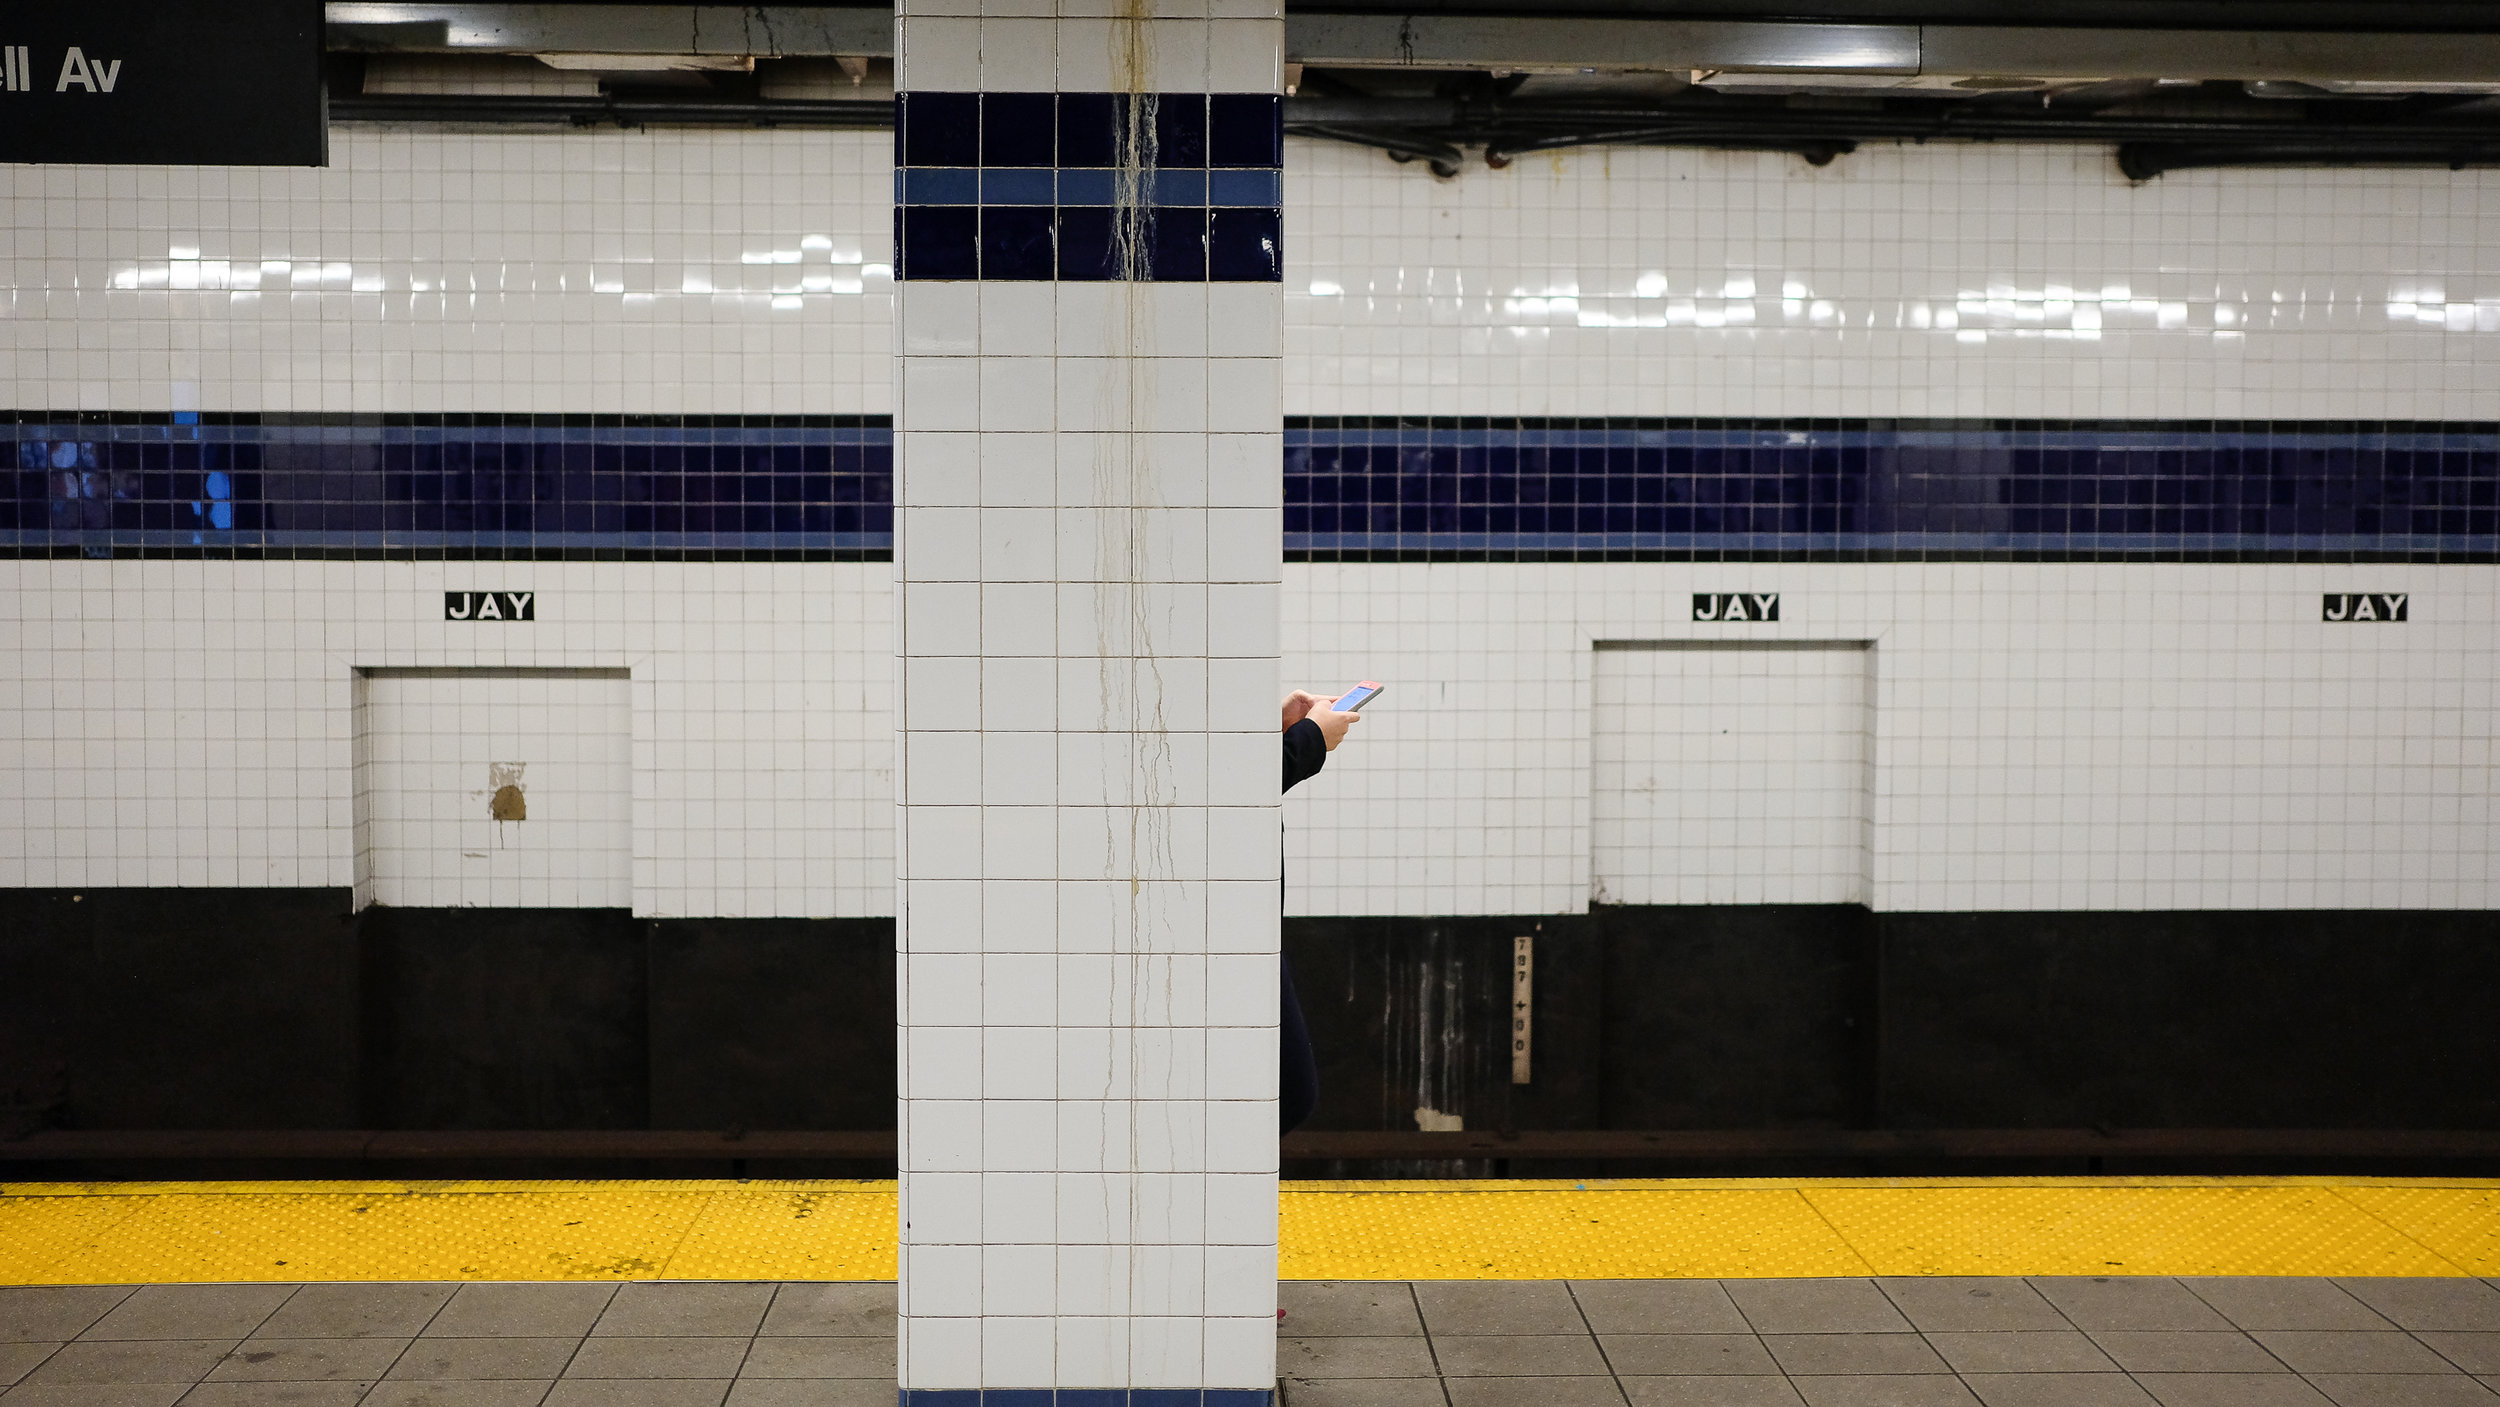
[355,668,632,909]
[1591,642,1871,906]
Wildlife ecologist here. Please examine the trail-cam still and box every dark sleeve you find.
[1282,719,1327,793]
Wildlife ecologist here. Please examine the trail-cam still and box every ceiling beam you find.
[322,3,2500,84]
[1922,25,2500,83]
[1286,15,1918,73]
[324,3,891,57]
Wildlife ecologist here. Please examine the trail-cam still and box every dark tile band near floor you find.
[0,1280,894,1406]
[1278,1277,2500,1407]
[5,1278,2500,1407]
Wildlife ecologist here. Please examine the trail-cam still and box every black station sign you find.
[446,591,536,622]
[1694,592,1780,622]
[2322,593,2408,622]
[0,3,324,166]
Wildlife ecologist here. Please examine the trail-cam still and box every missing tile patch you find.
[488,761,527,821]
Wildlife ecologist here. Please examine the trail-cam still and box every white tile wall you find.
[356,667,633,908]
[1285,141,2500,420]
[1284,562,2500,915]
[0,559,892,916]
[0,127,895,915]
[6,130,2500,918]
[890,0,1287,1388]
[1589,643,1871,907]
[0,128,891,416]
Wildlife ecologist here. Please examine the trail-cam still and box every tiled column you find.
[891,1,1285,1402]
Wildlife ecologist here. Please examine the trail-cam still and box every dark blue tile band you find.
[1283,417,2500,561]
[12,414,2500,563]
[1,413,890,561]
[895,91,1283,282]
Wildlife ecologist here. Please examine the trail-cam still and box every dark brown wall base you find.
[3,892,2496,1179]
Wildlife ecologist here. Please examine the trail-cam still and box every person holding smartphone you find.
[1278,684,1375,1134]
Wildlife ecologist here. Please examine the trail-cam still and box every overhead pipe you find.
[330,85,2500,180]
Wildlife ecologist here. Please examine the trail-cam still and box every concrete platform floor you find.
[4,1277,2500,1406]
[1278,1277,2500,1407]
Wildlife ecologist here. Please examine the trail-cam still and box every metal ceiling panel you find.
[1283,15,1920,73]
[325,3,891,56]
[1923,25,2500,82]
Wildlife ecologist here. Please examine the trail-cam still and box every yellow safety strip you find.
[1,1177,2494,1284]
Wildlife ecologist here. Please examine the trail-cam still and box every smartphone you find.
[1335,681,1385,712]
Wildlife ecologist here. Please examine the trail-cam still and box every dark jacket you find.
[1279,718,1327,1133]
[1283,717,1326,794]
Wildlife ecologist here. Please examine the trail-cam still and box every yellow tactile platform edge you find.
[3,1178,2497,1285]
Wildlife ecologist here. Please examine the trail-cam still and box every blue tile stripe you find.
[1281,417,2500,560]
[10,414,2500,561]
[0,414,891,561]
[894,91,1282,282]
[896,168,1282,209]
[900,1391,1272,1407]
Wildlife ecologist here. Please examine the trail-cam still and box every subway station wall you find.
[8,130,2500,917]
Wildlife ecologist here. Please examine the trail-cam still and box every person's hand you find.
[1285,689,1361,751]
[1307,698,1359,750]
[1282,690,1321,730]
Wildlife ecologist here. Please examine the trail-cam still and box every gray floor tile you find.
[254,1287,453,1341]
[1,1344,61,1388]
[1598,1334,1779,1376]
[1281,1337,1443,1379]
[204,1339,410,1383]
[1283,1285,1426,1338]
[1764,1334,1949,1376]
[2421,1336,2500,1375]
[1441,1377,1626,1407]
[1574,1286,1751,1336]
[1621,1379,1806,1407]
[358,1385,555,1407]
[0,1289,136,1344]
[592,1286,775,1340]
[1727,1283,1911,1335]
[385,1338,580,1381]
[24,1341,233,1386]
[539,1381,728,1407]
[172,1387,373,1406]
[423,1287,616,1341]
[560,1336,749,1380]
[2134,1375,2335,1407]
[1417,1284,1589,1337]
[725,1382,900,1407]
[1960,1375,2159,1407]
[1790,1374,1981,1407]
[0,1386,190,1407]
[2252,1334,2461,1376]
[82,1290,292,1345]
[2088,1331,2285,1374]
[1277,1378,1451,1407]
[2336,1287,2500,1336]
[1927,1332,2120,1374]
[1431,1335,1611,1377]
[2188,1284,2392,1333]
[2033,1283,2234,1334]
[2303,1376,2500,1407]
[1883,1281,2074,1333]
[733,1337,893,1379]
[755,1285,895,1338]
